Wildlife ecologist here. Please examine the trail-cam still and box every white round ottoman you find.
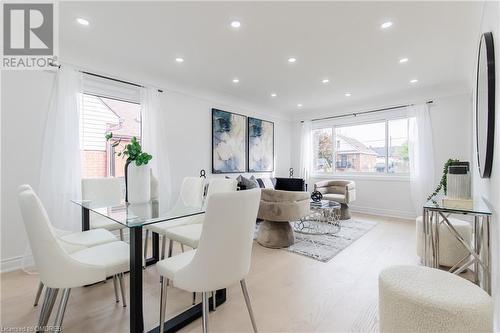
[416,216,471,267]
[379,265,492,333]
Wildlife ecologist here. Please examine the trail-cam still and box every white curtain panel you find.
[408,104,436,215]
[38,66,83,232]
[141,87,172,212]
[299,120,313,180]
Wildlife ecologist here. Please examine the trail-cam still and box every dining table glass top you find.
[72,199,205,228]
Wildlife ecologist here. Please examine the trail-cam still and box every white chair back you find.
[17,186,105,288]
[202,178,238,209]
[81,177,123,205]
[178,177,205,208]
[174,189,261,292]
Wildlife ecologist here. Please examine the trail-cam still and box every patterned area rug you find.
[256,219,377,262]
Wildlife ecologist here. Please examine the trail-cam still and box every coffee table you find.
[293,200,341,235]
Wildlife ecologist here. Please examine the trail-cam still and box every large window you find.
[312,118,410,175]
[81,94,142,178]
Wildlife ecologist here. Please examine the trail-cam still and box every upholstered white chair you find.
[379,265,492,333]
[156,189,261,333]
[82,177,126,240]
[314,180,356,219]
[18,186,130,331]
[162,178,238,253]
[18,185,120,307]
[143,177,206,261]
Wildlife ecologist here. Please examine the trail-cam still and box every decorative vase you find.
[125,162,151,204]
[446,162,471,199]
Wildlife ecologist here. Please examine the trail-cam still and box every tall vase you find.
[125,162,151,204]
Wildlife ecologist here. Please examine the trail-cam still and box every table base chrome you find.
[293,204,341,236]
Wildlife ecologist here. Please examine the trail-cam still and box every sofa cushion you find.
[257,178,275,189]
[323,193,347,204]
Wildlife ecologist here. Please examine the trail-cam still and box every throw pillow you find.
[237,175,259,190]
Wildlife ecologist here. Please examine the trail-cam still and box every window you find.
[81,94,142,178]
[312,118,410,175]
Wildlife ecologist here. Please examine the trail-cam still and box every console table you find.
[422,198,492,294]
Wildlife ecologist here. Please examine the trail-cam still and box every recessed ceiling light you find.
[399,58,409,63]
[322,79,330,84]
[409,79,418,84]
[76,18,90,26]
[288,57,297,63]
[344,93,352,97]
[232,78,240,83]
[297,103,303,108]
[381,21,393,29]
[270,93,277,97]
[230,20,241,29]
[175,57,184,63]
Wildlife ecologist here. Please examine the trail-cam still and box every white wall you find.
[472,1,500,330]
[291,92,472,220]
[0,70,292,272]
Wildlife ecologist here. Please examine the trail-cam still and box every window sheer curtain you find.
[408,103,435,215]
[141,87,172,213]
[299,120,313,181]
[38,66,83,232]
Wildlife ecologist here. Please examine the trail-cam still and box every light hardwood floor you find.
[0,213,417,332]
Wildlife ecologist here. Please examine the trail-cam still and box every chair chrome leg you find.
[181,244,185,253]
[118,273,127,307]
[119,229,124,241]
[34,281,44,306]
[240,279,258,333]
[53,288,71,328]
[159,277,168,333]
[143,229,149,268]
[212,291,216,311]
[112,275,120,303]
[202,292,209,333]
[192,292,196,305]
[161,236,167,260]
[168,239,173,258]
[37,288,59,332]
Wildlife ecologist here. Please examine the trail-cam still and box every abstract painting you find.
[248,117,274,172]
[212,109,247,173]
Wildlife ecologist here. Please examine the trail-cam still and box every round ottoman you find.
[416,216,471,267]
[379,265,492,333]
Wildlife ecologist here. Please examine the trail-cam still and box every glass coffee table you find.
[293,200,341,235]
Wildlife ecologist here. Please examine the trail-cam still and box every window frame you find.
[311,112,411,180]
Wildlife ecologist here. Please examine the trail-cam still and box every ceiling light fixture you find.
[322,79,330,84]
[399,58,409,63]
[230,20,241,29]
[271,93,277,97]
[297,103,303,108]
[76,18,90,26]
[344,93,352,97]
[409,79,418,84]
[175,57,184,63]
[288,57,297,63]
[232,78,240,83]
[381,21,393,29]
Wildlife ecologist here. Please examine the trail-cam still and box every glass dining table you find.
[72,199,226,333]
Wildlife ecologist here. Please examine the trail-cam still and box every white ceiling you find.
[60,1,483,116]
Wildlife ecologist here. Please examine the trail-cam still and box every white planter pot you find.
[127,163,151,204]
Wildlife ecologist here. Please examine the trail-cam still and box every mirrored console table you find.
[422,197,492,294]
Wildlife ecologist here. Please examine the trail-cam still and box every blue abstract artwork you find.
[248,117,274,172]
[212,109,247,173]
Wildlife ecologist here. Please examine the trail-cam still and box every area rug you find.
[256,219,377,262]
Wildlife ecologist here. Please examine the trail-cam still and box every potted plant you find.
[106,133,153,204]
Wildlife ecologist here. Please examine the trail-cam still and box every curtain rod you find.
[49,61,163,93]
[302,100,434,123]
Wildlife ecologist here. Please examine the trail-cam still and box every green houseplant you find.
[427,158,459,201]
[106,133,153,203]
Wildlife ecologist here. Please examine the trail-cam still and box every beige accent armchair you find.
[314,180,356,220]
[256,189,310,248]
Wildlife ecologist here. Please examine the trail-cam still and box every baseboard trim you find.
[1,255,29,273]
[350,204,415,220]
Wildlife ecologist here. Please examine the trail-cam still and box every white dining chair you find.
[82,177,126,240]
[163,178,238,254]
[156,189,261,333]
[143,177,206,261]
[18,186,130,331]
[18,185,121,307]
